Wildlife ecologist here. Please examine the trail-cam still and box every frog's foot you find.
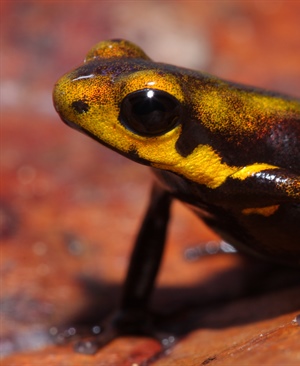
[73,309,176,355]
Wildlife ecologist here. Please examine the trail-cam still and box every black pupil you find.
[119,89,181,136]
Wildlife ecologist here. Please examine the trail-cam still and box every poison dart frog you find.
[53,39,300,353]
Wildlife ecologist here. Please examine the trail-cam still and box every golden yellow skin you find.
[53,39,300,265]
[53,40,299,192]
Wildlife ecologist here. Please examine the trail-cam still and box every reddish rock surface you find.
[1,2,300,364]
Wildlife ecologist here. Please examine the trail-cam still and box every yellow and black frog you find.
[53,39,300,354]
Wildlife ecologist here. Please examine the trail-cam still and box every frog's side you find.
[53,39,300,353]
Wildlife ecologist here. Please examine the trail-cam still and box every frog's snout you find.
[52,80,65,115]
[53,76,80,122]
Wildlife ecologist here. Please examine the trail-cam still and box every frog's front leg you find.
[75,183,172,354]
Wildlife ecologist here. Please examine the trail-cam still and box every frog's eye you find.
[119,89,181,136]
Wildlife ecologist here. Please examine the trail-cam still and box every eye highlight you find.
[119,89,181,136]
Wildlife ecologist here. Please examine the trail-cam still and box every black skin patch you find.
[71,58,151,80]
[215,169,300,206]
[72,100,90,114]
[207,117,300,173]
[175,115,212,157]
[127,147,150,165]
[176,112,300,174]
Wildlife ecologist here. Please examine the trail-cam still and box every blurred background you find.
[1,0,300,357]
[2,1,300,113]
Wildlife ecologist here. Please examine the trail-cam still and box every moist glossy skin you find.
[53,39,300,354]
[53,39,300,266]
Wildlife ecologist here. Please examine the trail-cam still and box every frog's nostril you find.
[72,100,90,114]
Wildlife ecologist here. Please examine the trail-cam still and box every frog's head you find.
[53,39,188,167]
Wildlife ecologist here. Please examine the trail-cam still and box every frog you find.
[53,39,300,354]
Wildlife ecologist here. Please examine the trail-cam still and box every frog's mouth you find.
[60,116,150,166]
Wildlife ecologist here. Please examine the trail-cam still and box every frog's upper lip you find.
[60,117,150,166]
[60,116,83,132]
